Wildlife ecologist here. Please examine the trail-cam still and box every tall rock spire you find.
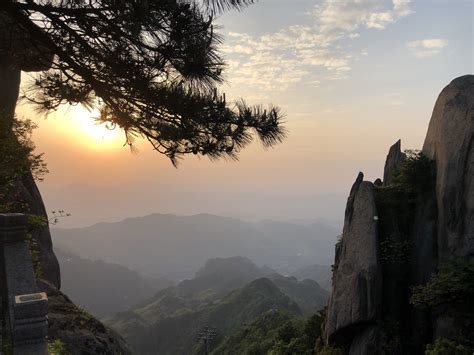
[422,75,474,260]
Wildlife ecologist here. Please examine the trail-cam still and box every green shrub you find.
[332,236,343,275]
[379,236,412,264]
[411,258,474,309]
[277,321,297,343]
[393,150,436,196]
[26,234,44,279]
[0,117,48,213]
[270,336,314,355]
[304,309,325,341]
[375,151,436,265]
[76,306,94,323]
[48,339,68,355]
[425,338,471,355]
[317,346,345,355]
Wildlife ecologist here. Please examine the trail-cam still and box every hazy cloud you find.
[316,0,413,35]
[407,38,449,58]
[223,0,413,93]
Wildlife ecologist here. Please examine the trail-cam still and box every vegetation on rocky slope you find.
[119,278,301,354]
[411,258,474,352]
[411,258,474,309]
[213,309,325,355]
[372,151,438,353]
[375,151,436,265]
[0,117,47,213]
[106,256,329,354]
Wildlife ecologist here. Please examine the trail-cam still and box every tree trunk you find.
[0,54,61,288]
[0,55,21,135]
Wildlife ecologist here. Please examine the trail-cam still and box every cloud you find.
[385,93,407,107]
[222,0,413,93]
[222,44,254,55]
[407,38,449,58]
[316,0,413,35]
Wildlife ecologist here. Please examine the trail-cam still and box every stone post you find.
[0,213,48,354]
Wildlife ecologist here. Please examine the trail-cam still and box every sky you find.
[16,0,474,228]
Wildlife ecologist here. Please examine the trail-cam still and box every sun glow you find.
[58,105,125,150]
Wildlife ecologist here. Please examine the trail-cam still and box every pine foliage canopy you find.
[1,0,285,164]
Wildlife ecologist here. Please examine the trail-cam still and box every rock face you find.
[322,75,474,354]
[349,326,380,355]
[422,75,474,260]
[383,140,406,185]
[325,173,381,348]
[38,280,131,355]
[15,173,61,288]
[0,12,130,354]
[0,12,60,288]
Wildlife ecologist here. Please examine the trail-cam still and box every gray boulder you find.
[383,140,406,186]
[325,172,382,344]
[422,75,474,260]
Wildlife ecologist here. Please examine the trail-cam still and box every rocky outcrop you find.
[422,75,474,260]
[0,12,60,288]
[14,173,61,288]
[383,140,406,185]
[325,173,381,348]
[38,280,131,355]
[421,75,474,344]
[322,75,474,354]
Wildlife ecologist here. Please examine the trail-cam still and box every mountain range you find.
[105,256,329,354]
[52,213,339,281]
[56,248,173,318]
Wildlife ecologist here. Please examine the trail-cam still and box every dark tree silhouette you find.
[0,0,284,289]
[1,0,285,165]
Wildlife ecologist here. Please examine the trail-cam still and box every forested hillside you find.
[106,257,328,354]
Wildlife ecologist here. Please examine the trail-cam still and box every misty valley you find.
[53,215,336,354]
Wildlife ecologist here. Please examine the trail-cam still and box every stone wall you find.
[0,213,48,354]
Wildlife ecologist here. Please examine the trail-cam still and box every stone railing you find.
[0,213,48,354]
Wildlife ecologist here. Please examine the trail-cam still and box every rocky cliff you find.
[422,75,474,260]
[325,172,381,352]
[0,15,130,353]
[0,24,60,289]
[322,75,474,354]
[38,280,131,355]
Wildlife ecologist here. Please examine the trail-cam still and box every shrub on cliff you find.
[425,337,471,355]
[0,116,48,212]
[375,151,436,264]
[411,258,474,309]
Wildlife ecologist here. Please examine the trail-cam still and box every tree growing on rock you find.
[0,0,285,288]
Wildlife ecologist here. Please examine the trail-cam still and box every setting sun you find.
[57,105,125,150]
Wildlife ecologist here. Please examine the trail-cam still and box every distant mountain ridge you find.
[56,248,173,317]
[290,264,332,290]
[52,213,340,281]
[106,256,329,354]
[108,278,302,354]
[269,274,328,315]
